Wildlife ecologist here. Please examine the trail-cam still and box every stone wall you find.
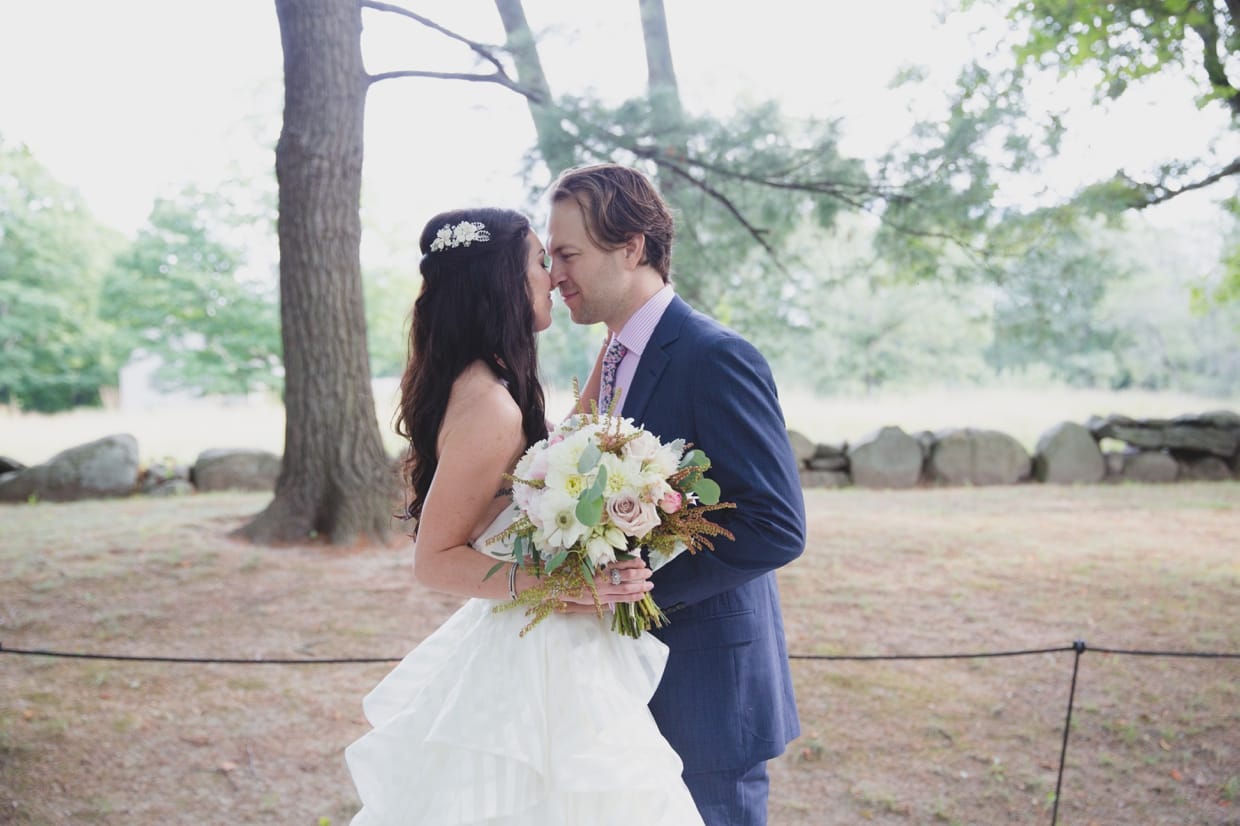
[793,411,1240,489]
[0,439,280,502]
[4,412,1236,503]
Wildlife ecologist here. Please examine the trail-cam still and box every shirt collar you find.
[613,284,675,357]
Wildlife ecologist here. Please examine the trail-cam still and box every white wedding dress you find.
[345,504,704,825]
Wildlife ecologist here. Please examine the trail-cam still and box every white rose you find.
[513,481,538,513]
[512,439,545,480]
[584,532,617,569]
[644,443,682,479]
[606,493,661,539]
[624,431,662,463]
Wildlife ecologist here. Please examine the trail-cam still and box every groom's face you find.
[547,198,632,330]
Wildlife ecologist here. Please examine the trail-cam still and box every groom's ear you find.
[621,233,646,271]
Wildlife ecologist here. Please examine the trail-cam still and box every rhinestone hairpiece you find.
[429,220,491,252]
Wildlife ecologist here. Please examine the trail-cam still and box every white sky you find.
[0,0,1232,254]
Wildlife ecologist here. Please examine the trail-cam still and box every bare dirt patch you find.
[2,484,1237,825]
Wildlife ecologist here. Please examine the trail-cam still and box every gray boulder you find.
[913,430,936,462]
[140,460,191,494]
[929,428,1031,486]
[1103,452,1126,480]
[191,449,281,492]
[808,442,848,472]
[1034,422,1105,484]
[799,468,851,488]
[148,478,196,497]
[0,434,139,502]
[1122,450,1178,483]
[786,430,815,466]
[1178,455,1234,482]
[1089,413,1239,459]
[848,426,922,489]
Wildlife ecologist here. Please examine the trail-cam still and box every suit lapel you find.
[621,295,690,425]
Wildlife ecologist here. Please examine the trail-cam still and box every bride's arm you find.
[414,369,650,604]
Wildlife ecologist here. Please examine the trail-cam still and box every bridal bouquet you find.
[487,409,735,638]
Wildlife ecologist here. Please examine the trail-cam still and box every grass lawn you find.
[1,483,1237,824]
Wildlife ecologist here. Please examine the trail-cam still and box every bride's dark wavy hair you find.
[397,207,548,523]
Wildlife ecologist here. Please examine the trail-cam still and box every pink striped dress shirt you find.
[607,285,675,415]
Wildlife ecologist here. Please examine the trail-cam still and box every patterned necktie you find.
[598,337,629,413]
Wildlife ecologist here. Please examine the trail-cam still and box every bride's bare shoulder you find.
[441,362,522,441]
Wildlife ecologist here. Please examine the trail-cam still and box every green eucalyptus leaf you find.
[546,550,569,573]
[679,449,709,469]
[574,466,608,526]
[692,477,722,505]
[578,442,602,473]
[576,494,604,527]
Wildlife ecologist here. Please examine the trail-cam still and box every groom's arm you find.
[650,332,806,612]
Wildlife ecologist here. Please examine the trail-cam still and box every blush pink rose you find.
[607,493,660,538]
[527,449,550,480]
[660,490,683,514]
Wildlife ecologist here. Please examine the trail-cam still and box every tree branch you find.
[360,0,544,101]
[361,1,506,74]
[1189,5,1240,120]
[620,143,991,260]
[659,162,779,258]
[1128,157,1240,208]
[365,68,541,99]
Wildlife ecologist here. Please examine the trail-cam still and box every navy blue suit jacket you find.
[621,295,806,773]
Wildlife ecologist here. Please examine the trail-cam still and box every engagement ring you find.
[609,568,623,586]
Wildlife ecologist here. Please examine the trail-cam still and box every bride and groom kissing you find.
[346,163,806,825]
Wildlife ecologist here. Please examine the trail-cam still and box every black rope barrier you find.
[4,637,1238,826]
[1087,644,1240,658]
[788,645,1074,661]
[1051,640,1085,826]
[0,643,398,664]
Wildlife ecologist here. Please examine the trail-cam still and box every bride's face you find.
[525,229,554,332]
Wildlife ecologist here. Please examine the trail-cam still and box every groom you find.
[547,163,806,825]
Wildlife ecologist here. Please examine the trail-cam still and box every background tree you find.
[241,0,395,546]
[0,139,120,412]
[493,0,575,177]
[984,227,1130,385]
[102,186,281,397]
[942,0,1235,212]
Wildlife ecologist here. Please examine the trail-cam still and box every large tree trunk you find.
[493,0,577,177]
[638,0,703,301]
[638,0,685,144]
[241,0,395,546]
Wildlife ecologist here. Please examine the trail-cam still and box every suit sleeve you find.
[650,333,806,611]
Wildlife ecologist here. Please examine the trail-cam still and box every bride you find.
[345,208,704,825]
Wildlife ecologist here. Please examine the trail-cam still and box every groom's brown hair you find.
[550,163,674,283]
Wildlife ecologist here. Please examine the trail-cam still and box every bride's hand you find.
[557,558,652,613]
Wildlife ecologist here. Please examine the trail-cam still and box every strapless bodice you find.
[468,501,521,561]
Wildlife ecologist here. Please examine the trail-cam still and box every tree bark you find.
[492,0,577,176]
[638,0,685,145]
[241,0,396,546]
[640,0,706,301]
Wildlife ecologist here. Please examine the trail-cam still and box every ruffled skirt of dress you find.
[345,598,704,825]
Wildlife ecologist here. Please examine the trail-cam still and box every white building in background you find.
[118,350,402,417]
[117,350,267,413]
